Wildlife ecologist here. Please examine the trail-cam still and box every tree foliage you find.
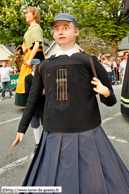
[0,0,128,58]
[71,0,129,41]
[77,27,111,56]
[0,0,26,47]
[70,0,129,58]
[0,0,69,47]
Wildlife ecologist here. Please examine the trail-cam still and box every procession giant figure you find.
[120,0,129,120]
[13,13,129,194]
[15,7,45,108]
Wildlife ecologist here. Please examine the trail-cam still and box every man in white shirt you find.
[8,61,17,74]
[0,62,16,101]
[119,52,128,81]
[103,54,112,83]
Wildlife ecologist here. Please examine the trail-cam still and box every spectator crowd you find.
[0,51,128,102]
[0,61,21,101]
[98,52,128,85]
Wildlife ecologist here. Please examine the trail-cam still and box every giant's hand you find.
[25,59,31,67]
[91,77,110,97]
[12,132,24,148]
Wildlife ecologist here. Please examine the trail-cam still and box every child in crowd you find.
[13,13,129,194]
[25,59,44,153]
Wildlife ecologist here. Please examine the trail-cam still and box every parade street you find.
[0,84,129,191]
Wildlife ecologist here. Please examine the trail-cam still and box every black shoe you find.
[34,144,39,154]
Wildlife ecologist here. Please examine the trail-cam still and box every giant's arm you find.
[13,66,44,148]
[18,66,44,134]
[25,76,32,96]
[92,56,117,106]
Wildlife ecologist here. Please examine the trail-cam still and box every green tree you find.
[0,0,69,48]
[0,0,26,47]
[77,30,111,56]
[71,0,129,60]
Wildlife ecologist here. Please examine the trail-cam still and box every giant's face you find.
[25,10,35,24]
[53,20,79,47]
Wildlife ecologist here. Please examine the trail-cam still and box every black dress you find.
[18,53,129,194]
[121,0,129,120]
[121,59,129,120]
[25,73,45,117]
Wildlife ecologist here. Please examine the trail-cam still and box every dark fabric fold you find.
[20,126,129,194]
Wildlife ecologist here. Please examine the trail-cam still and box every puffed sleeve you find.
[27,25,44,49]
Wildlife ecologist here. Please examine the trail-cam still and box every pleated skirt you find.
[21,126,129,194]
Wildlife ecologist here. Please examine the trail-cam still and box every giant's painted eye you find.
[54,28,59,32]
[64,27,69,30]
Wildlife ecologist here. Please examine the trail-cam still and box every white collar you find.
[28,24,39,30]
[56,48,79,57]
[31,71,34,76]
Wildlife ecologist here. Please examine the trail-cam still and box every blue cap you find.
[50,13,77,28]
[30,59,40,66]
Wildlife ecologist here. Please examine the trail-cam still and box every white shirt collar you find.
[56,48,79,57]
[28,24,39,30]
[31,71,34,76]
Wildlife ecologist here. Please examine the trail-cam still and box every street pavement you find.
[0,84,129,192]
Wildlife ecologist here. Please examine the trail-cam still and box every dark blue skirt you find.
[21,126,129,194]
